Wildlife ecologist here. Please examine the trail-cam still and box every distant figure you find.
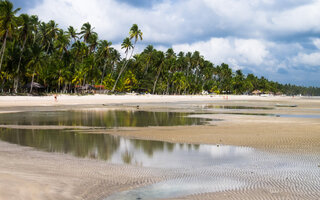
[54,94,57,102]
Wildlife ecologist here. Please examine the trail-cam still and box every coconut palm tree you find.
[109,48,121,76]
[80,22,96,43]
[111,37,132,92]
[45,20,60,54]
[111,24,143,92]
[153,51,165,94]
[88,32,98,53]
[27,43,45,93]
[142,45,155,77]
[14,14,31,93]
[67,26,78,43]
[30,15,39,44]
[128,24,142,59]
[0,0,20,72]
[97,40,112,90]
[55,30,70,57]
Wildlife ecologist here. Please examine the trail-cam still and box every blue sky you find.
[12,0,320,86]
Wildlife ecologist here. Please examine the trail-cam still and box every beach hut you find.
[251,90,262,95]
[76,84,96,93]
[22,82,45,93]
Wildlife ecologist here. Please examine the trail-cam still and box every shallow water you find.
[203,105,274,110]
[0,128,254,168]
[0,110,209,127]
[105,176,245,200]
[279,114,320,119]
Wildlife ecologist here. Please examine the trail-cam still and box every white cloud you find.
[28,0,320,42]
[312,38,320,49]
[270,1,320,33]
[173,37,269,71]
[293,52,320,67]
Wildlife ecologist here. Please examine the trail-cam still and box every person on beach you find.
[54,94,57,102]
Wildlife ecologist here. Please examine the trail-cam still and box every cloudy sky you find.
[12,0,320,86]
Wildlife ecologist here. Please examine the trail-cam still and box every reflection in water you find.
[0,110,209,127]
[0,129,120,160]
[0,128,254,168]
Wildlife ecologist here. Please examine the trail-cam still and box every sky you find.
[11,0,320,86]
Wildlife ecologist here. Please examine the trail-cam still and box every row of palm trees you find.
[1,0,319,95]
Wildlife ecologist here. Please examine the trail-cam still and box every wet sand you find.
[0,95,319,199]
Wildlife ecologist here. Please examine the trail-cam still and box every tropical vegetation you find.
[0,0,319,95]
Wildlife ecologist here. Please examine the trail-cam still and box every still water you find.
[0,128,254,168]
[0,110,209,127]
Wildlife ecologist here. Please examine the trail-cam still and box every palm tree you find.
[97,40,112,91]
[111,24,143,92]
[30,15,39,44]
[111,37,132,92]
[55,30,70,57]
[0,0,20,72]
[142,45,154,77]
[109,48,120,76]
[27,43,45,93]
[128,24,143,58]
[45,20,60,54]
[153,51,165,94]
[88,32,98,53]
[14,14,31,93]
[80,22,96,43]
[67,26,78,43]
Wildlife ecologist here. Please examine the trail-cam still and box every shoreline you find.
[0,94,315,107]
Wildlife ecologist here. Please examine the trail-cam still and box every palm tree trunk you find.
[153,64,162,94]
[0,31,9,72]
[30,68,35,93]
[14,36,28,93]
[111,45,135,93]
[46,42,51,54]
[112,65,125,92]
[100,62,107,92]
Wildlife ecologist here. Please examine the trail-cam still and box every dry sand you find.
[0,95,320,200]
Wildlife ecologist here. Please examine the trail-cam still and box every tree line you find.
[0,0,319,95]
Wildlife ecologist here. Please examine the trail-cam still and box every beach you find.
[0,95,319,199]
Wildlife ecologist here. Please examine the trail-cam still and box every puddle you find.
[203,105,274,110]
[278,114,320,119]
[0,128,254,168]
[0,110,210,127]
[105,176,245,200]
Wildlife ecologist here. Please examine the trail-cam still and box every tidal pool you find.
[105,176,245,200]
[278,114,320,119]
[203,105,274,110]
[0,128,254,168]
[0,110,209,127]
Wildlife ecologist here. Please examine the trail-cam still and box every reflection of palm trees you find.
[121,149,133,164]
[0,129,121,161]
[121,138,134,164]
